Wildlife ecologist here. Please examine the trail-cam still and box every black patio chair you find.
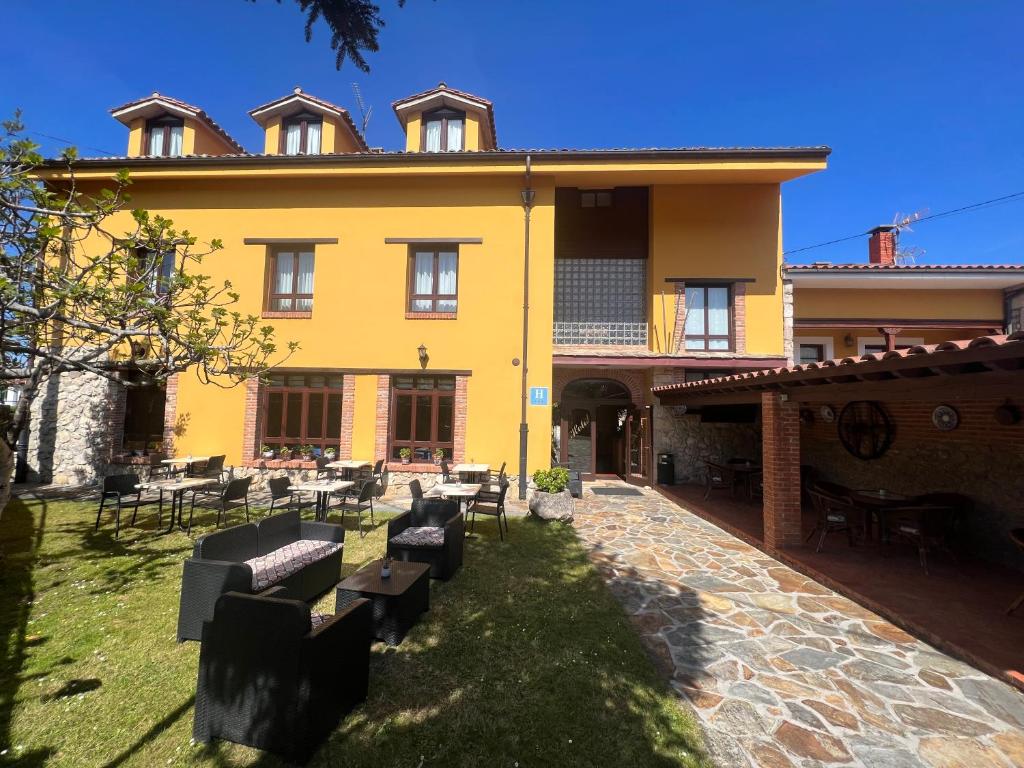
[187,476,252,533]
[806,484,864,553]
[882,502,959,575]
[370,459,387,498]
[335,479,376,538]
[409,478,424,500]
[95,473,161,537]
[439,459,451,483]
[146,451,175,481]
[267,476,311,516]
[193,588,371,763]
[315,456,335,480]
[471,476,510,541]
[703,461,735,500]
[192,454,226,482]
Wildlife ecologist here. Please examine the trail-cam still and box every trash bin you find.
[656,453,674,485]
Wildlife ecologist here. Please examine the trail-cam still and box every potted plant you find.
[324,447,337,460]
[528,467,574,523]
[260,444,276,460]
[298,444,315,460]
[433,448,445,465]
[278,446,293,460]
[399,447,412,465]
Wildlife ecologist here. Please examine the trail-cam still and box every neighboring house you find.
[31,83,829,486]
[789,225,1024,361]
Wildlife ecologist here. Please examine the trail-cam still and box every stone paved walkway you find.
[573,485,1024,767]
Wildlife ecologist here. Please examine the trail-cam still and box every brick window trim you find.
[405,311,457,320]
[262,310,313,320]
[375,373,468,465]
[673,281,747,355]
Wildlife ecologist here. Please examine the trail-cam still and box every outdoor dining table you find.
[728,461,762,501]
[851,489,911,543]
[136,477,218,534]
[161,455,211,477]
[451,463,489,483]
[325,460,371,481]
[288,479,355,522]
[427,482,482,526]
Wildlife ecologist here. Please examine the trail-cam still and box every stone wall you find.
[801,398,1024,571]
[27,369,125,485]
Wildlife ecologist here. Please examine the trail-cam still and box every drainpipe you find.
[518,155,535,500]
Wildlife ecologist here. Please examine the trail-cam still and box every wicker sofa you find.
[177,510,345,642]
[193,588,371,763]
[386,498,464,580]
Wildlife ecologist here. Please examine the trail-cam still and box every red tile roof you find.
[786,263,1024,272]
[109,93,244,153]
[652,332,1024,395]
[392,83,498,147]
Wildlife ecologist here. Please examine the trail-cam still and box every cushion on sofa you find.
[310,612,332,629]
[245,540,343,592]
[389,526,445,548]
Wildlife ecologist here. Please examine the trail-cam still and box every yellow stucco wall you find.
[127,119,144,156]
[109,174,554,472]
[404,115,422,152]
[649,184,784,356]
[795,288,1004,320]
[263,117,281,154]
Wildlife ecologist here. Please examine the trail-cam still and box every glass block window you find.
[553,258,648,345]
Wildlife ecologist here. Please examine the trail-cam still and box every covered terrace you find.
[653,332,1024,688]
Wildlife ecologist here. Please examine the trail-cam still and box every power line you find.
[784,190,1024,256]
[26,130,114,156]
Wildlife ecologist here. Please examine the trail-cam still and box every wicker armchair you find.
[806,483,864,552]
[387,498,464,580]
[703,461,735,500]
[193,588,371,763]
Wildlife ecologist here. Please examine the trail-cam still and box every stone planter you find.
[528,488,574,523]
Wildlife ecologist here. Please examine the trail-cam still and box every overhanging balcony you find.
[553,321,649,346]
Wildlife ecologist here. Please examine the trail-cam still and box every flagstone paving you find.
[573,485,1024,767]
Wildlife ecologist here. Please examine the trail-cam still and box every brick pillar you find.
[374,375,390,462]
[672,283,686,354]
[453,376,468,461]
[734,282,747,354]
[340,374,355,460]
[241,377,261,461]
[761,391,802,551]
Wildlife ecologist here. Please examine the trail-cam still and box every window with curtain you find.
[266,247,315,312]
[281,113,323,154]
[684,285,732,351]
[421,108,465,152]
[133,248,176,297]
[146,116,184,157]
[261,374,344,456]
[389,375,456,461]
[408,247,458,314]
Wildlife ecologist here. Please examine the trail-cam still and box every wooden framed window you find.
[407,246,458,315]
[265,247,315,314]
[684,285,732,351]
[421,108,465,152]
[389,375,456,461]
[145,116,184,157]
[132,248,176,297]
[280,112,323,155]
[580,190,613,208]
[261,374,344,456]
[798,344,825,364]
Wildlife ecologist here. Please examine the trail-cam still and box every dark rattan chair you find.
[335,479,376,538]
[387,498,464,580]
[471,476,510,541]
[883,502,959,575]
[193,588,371,763]
[267,476,311,516]
[806,484,864,552]
[409,478,424,500]
[1007,529,1024,616]
[95,473,161,537]
[188,476,252,533]
[703,461,735,500]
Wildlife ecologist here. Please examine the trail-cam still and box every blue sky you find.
[3,1,1022,265]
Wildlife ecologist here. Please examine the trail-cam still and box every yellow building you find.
[32,83,831,489]
[789,225,1024,363]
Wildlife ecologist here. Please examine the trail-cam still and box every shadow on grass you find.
[100,694,196,768]
[0,496,55,768]
[200,516,713,768]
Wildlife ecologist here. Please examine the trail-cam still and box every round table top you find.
[853,489,910,504]
[431,483,482,497]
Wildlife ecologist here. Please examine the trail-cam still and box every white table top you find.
[289,480,355,494]
[325,460,371,470]
[161,456,211,464]
[137,477,217,492]
[452,463,489,474]
[428,482,482,498]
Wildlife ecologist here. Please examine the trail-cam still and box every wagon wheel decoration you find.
[837,401,893,460]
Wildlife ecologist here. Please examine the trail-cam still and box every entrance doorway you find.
[554,378,651,484]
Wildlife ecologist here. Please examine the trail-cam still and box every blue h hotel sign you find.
[529,386,549,406]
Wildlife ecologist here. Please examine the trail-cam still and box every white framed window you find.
[857,336,925,355]
[794,336,835,363]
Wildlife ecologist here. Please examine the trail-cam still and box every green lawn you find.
[0,493,708,767]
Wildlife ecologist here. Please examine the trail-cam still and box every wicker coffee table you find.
[335,560,430,646]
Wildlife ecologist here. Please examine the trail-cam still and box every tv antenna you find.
[351,82,372,137]
[891,209,928,265]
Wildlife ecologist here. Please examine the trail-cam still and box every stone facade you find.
[27,369,125,485]
[781,277,794,365]
[802,398,1024,571]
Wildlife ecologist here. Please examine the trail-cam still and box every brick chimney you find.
[868,224,897,265]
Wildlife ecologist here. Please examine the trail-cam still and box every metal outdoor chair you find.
[267,476,311,516]
[192,455,227,484]
[315,456,335,480]
[95,473,161,537]
[471,476,510,541]
[336,479,376,538]
[146,452,175,481]
[806,484,864,552]
[1006,529,1024,616]
[370,459,387,498]
[439,459,451,484]
[187,476,252,533]
[409,478,424,500]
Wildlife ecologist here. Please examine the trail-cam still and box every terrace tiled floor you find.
[574,484,1024,767]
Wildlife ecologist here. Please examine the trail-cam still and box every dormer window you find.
[145,116,184,156]
[422,108,465,152]
[282,112,322,155]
